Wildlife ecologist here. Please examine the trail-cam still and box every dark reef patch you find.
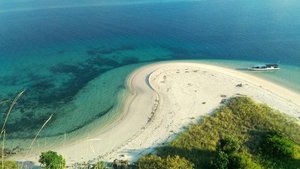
[121,57,140,65]
[50,64,80,74]
[88,57,120,67]
[0,45,167,139]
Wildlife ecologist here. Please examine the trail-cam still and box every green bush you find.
[211,151,262,169]
[0,161,17,169]
[39,151,66,169]
[218,136,240,154]
[138,155,163,169]
[138,155,194,169]
[210,151,229,169]
[261,133,295,159]
[212,136,262,169]
[228,154,262,169]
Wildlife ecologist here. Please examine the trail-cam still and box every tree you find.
[39,151,65,169]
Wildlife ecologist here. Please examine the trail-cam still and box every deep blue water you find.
[0,0,299,140]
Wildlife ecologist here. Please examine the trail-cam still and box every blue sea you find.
[0,0,299,146]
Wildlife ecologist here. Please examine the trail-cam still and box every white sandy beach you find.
[15,61,300,166]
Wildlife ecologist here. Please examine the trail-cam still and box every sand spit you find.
[16,61,300,166]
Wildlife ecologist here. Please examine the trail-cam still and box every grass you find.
[20,114,53,169]
[148,96,300,169]
[0,90,26,138]
[1,130,5,169]
[0,91,25,169]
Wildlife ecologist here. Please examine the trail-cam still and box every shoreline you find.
[196,59,300,94]
[12,61,300,166]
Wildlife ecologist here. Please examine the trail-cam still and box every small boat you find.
[248,64,280,71]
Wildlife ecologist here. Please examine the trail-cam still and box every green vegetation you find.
[261,133,296,159]
[92,161,106,169]
[1,94,300,169]
[39,151,66,169]
[138,155,194,169]
[112,159,129,169]
[138,96,300,169]
[259,133,300,168]
[210,136,262,169]
[0,161,17,169]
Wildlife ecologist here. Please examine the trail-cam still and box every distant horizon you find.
[0,0,202,13]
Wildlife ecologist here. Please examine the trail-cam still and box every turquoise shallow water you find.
[0,0,299,148]
[201,60,300,93]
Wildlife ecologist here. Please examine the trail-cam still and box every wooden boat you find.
[248,64,280,71]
